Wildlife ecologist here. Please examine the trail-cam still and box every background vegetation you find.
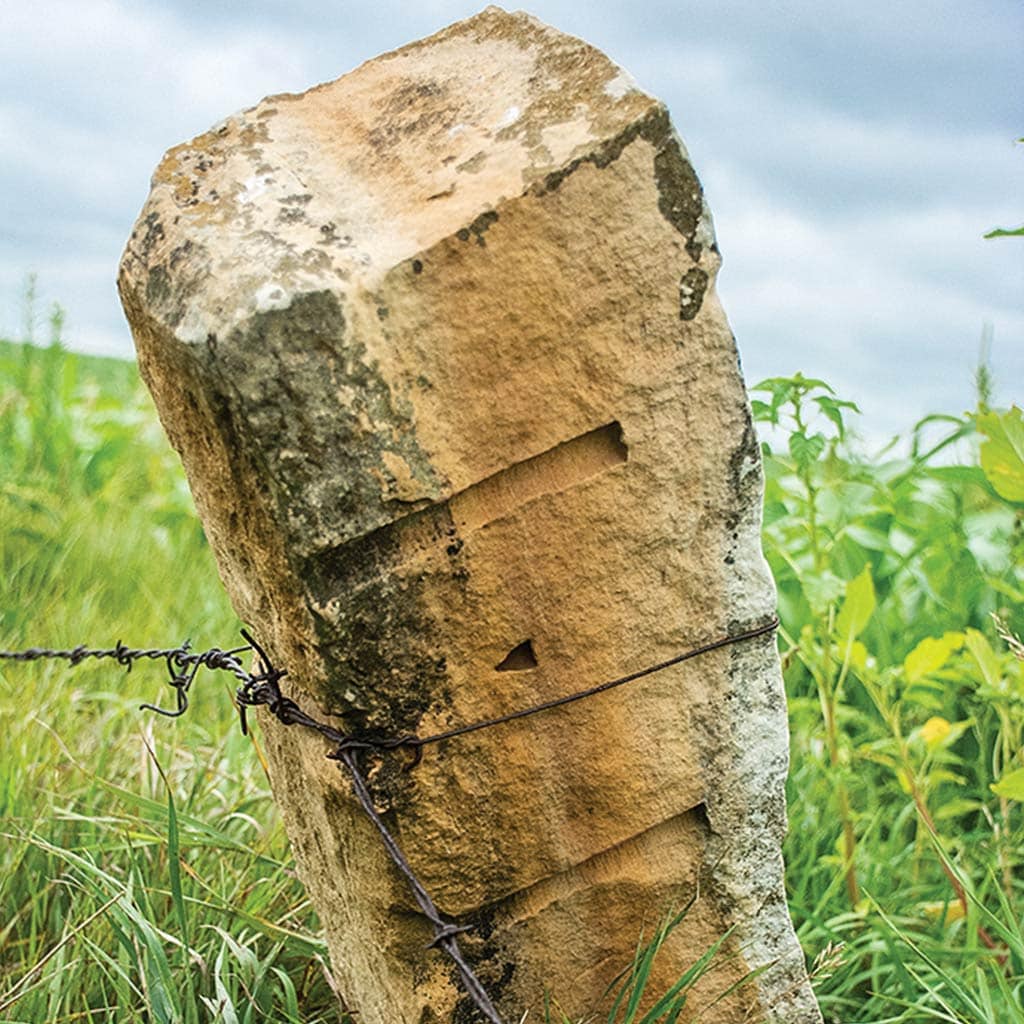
[0,307,337,1023]
[1,295,1021,1022]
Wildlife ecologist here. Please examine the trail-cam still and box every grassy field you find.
[1,318,1022,1022]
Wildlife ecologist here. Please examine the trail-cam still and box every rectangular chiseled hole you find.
[449,421,627,532]
[312,422,628,593]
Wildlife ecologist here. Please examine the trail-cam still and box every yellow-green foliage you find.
[755,374,1024,1021]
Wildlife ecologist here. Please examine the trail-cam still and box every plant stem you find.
[910,786,999,950]
[818,628,860,908]
[791,387,860,910]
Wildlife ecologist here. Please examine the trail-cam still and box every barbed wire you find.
[0,615,778,1023]
[0,640,253,717]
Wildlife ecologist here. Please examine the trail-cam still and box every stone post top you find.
[121,6,673,342]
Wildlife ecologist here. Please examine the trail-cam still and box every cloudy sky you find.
[2,0,1021,438]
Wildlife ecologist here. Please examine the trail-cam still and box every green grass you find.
[0,333,339,1023]
[1,321,1022,1022]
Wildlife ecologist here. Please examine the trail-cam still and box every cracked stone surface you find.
[118,7,822,1022]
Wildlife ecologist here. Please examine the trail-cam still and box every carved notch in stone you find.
[496,640,538,672]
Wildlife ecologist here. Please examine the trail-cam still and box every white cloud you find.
[707,152,1022,437]
[2,2,309,115]
[0,0,1020,442]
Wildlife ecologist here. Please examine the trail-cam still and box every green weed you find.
[756,374,1024,1021]
[544,897,757,1024]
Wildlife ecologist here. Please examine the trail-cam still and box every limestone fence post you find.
[119,9,822,1023]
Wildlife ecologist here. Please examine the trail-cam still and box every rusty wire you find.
[1,615,778,1023]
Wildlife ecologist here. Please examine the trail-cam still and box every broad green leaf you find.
[842,522,891,551]
[903,632,965,683]
[762,500,789,526]
[788,430,827,469]
[848,639,870,672]
[986,575,1024,603]
[801,568,845,614]
[934,798,986,820]
[752,377,796,415]
[834,566,876,650]
[813,395,861,438]
[904,683,945,711]
[991,765,1024,801]
[929,464,989,487]
[977,406,1024,502]
[984,224,1024,239]
[964,628,1004,692]
[929,768,967,787]
[786,372,834,394]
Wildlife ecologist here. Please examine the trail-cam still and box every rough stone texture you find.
[118,8,822,1023]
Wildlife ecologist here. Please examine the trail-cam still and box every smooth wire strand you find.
[407,617,779,750]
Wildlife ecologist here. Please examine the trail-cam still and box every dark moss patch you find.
[530,104,708,260]
[450,905,516,1023]
[678,266,708,321]
[455,210,499,247]
[289,474,486,814]
[140,212,165,258]
[168,241,193,269]
[144,266,173,316]
[277,205,307,225]
[651,132,705,256]
[456,151,486,174]
[305,503,456,745]
[532,106,660,196]
[368,80,459,154]
[212,291,443,559]
[724,407,760,533]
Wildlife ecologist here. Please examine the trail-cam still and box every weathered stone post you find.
[118,8,821,1023]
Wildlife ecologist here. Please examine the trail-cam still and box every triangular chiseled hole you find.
[495,640,537,672]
